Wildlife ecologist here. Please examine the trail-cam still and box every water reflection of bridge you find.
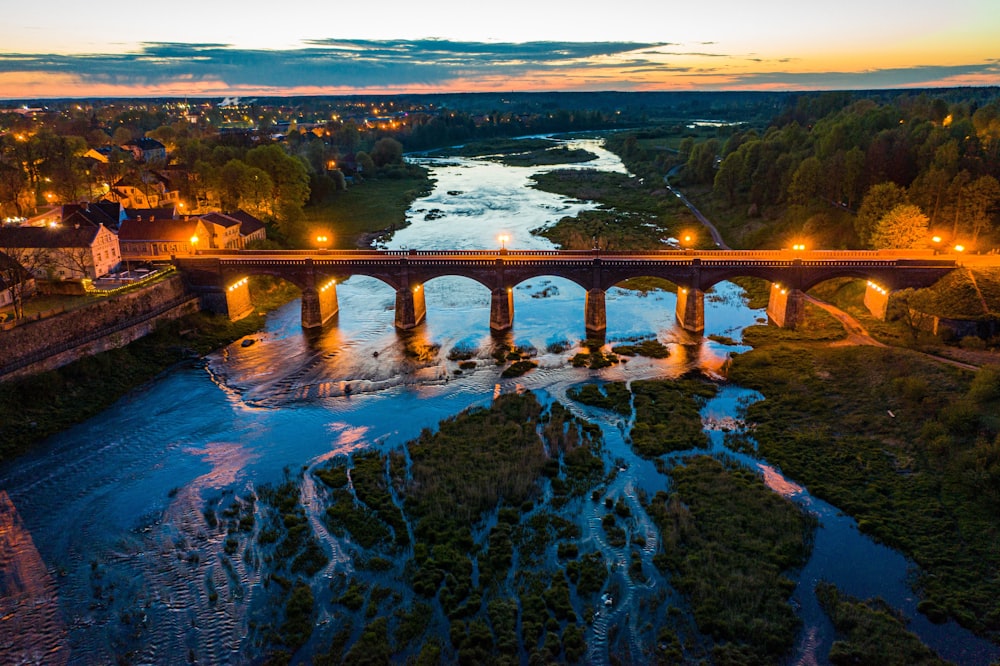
[173,249,957,338]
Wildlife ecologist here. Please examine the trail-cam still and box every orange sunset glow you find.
[0,0,997,98]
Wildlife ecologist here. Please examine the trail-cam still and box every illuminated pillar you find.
[223,276,253,321]
[301,279,339,329]
[863,280,890,320]
[585,288,606,340]
[490,287,514,332]
[675,287,705,334]
[395,283,426,330]
[766,283,805,329]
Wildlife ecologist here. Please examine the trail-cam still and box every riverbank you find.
[0,277,298,464]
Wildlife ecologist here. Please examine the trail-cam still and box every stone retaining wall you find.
[0,276,199,379]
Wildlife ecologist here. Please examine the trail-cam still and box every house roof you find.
[223,209,267,236]
[122,138,166,151]
[200,212,243,229]
[125,207,176,222]
[0,224,101,249]
[62,202,122,229]
[118,217,198,242]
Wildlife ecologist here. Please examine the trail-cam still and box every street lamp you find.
[792,243,806,252]
[316,234,331,252]
[190,235,199,254]
[954,244,965,253]
[498,234,509,254]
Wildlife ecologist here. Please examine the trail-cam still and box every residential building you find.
[23,202,125,230]
[121,138,167,163]
[224,209,268,247]
[0,223,120,280]
[117,217,202,262]
[197,213,242,250]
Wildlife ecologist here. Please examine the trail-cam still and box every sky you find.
[1,0,998,99]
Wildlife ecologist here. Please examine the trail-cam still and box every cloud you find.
[0,40,997,97]
[0,40,665,92]
[721,62,1000,90]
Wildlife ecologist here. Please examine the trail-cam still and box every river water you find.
[1,137,997,665]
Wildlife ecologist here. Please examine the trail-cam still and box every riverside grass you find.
[728,332,1000,640]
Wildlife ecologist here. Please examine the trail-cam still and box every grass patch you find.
[728,337,1000,639]
[815,582,949,665]
[647,455,816,663]
[629,378,717,456]
[302,167,432,248]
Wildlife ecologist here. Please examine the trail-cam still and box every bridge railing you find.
[192,248,942,259]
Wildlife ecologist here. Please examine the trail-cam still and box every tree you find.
[355,151,375,176]
[787,156,823,204]
[870,204,930,249]
[961,175,1000,244]
[0,234,51,320]
[685,139,719,185]
[713,153,744,205]
[370,137,404,168]
[855,182,908,247]
[245,144,310,233]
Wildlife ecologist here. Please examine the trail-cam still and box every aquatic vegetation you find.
[729,338,1000,639]
[647,455,816,663]
[815,582,949,665]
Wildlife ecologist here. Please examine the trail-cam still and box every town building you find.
[117,217,202,263]
[0,223,120,280]
[121,138,167,163]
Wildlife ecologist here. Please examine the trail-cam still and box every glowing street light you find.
[792,243,806,252]
[316,234,331,252]
[190,235,199,254]
[954,244,965,253]
[498,234,509,252]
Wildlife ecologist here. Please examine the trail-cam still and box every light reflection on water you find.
[0,137,997,665]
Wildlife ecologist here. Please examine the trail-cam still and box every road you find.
[665,164,731,250]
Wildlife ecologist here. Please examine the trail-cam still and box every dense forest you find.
[669,90,1000,251]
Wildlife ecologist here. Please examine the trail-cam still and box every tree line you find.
[675,91,1000,250]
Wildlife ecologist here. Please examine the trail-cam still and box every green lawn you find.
[302,170,433,249]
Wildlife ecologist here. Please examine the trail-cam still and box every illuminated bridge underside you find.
[174,250,956,337]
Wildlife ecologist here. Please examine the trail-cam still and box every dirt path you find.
[801,294,887,348]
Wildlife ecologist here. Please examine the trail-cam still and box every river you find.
[1,137,997,665]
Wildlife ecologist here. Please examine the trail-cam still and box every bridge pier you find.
[490,287,514,332]
[195,276,253,321]
[585,288,606,339]
[395,284,426,330]
[675,287,705,333]
[863,280,890,320]
[766,283,805,329]
[301,278,339,329]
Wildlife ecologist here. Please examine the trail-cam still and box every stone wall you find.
[0,275,199,379]
[909,310,1000,340]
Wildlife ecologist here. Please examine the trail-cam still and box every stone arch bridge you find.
[173,249,957,338]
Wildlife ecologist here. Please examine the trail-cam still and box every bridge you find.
[172,249,958,338]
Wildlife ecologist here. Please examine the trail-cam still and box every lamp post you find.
[316,234,330,252]
[498,234,509,255]
[190,235,199,255]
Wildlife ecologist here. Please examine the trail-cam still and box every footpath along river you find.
[1,137,997,664]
